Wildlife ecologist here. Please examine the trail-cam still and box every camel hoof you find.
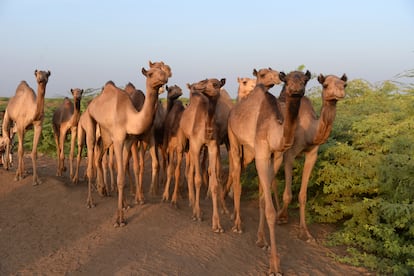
[256,239,269,250]
[114,221,127,228]
[86,202,96,208]
[269,272,283,276]
[170,202,179,209]
[213,227,224,233]
[232,227,243,234]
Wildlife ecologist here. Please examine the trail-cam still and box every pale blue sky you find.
[0,0,413,98]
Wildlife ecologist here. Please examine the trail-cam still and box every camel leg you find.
[59,128,68,176]
[229,144,242,233]
[15,128,25,181]
[278,153,294,223]
[255,156,281,275]
[113,140,127,227]
[31,122,42,186]
[94,140,107,196]
[73,125,84,184]
[102,149,110,196]
[171,146,183,206]
[207,141,223,233]
[149,138,160,195]
[216,147,229,215]
[298,149,318,242]
[192,145,203,221]
[186,149,196,210]
[132,142,145,204]
[54,132,61,176]
[85,122,96,208]
[256,183,269,248]
[108,145,116,193]
[69,126,77,180]
[162,147,174,202]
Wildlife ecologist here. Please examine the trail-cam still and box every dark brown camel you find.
[2,70,51,186]
[85,64,169,226]
[275,73,347,241]
[161,84,185,205]
[52,88,83,177]
[179,78,226,232]
[228,69,310,274]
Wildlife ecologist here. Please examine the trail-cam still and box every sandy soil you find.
[0,153,371,276]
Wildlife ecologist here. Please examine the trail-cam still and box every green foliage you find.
[307,77,414,274]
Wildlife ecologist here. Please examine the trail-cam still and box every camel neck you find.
[282,96,302,148]
[34,83,46,121]
[313,100,337,144]
[73,98,81,121]
[139,85,159,128]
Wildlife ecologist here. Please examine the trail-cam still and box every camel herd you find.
[0,61,347,275]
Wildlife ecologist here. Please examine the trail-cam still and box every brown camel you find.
[2,70,51,185]
[228,69,310,274]
[161,84,185,205]
[237,77,256,101]
[275,73,347,241]
[52,88,83,177]
[85,64,169,226]
[179,78,226,232]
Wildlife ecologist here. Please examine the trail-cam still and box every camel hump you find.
[15,81,32,95]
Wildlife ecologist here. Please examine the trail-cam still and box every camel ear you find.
[305,70,311,81]
[165,85,169,91]
[34,70,38,76]
[149,61,154,67]
[317,74,325,84]
[186,83,191,90]
[142,67,148,76]
[237,77,241,83]
[252,69,258,77]
[80,89,84,95]
[70,88,74,94]
[279,72,286,82]
[220,78,226,88]
[47,70,51,77]
[341,74,348,82]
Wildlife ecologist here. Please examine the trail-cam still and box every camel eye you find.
[260,74,265,78]
[242,81,247,85]
[323,84,328,89]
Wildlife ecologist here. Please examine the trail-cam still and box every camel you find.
[52,88,83,177]
[85,64,169,226]
[276,73,348,241]
[2,70,51,185]
[227,69,310,274]
[161,84,185,205]
[179,78,226,232]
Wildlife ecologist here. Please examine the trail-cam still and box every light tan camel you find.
[125,61,172,203]
[228,69,310,274]
[161,84,185,205]
[85,65,169,226]
[52,88,83,177]
[275,73,347,242]
[179,78,226,232]
[2,70,51,185]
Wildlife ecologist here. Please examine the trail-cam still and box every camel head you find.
[279,70,311,97]
[142,66,169,92]
[189,78,225,100]
[70,88,84,100]
[318,74,347,101]
[149,60,172,78]
[34,69,51,85]
[253,68,281,89]
[237,77,256,100]
[166,85,183,100]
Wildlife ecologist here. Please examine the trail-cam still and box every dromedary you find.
[85,65,169,226]
[179,78,226,232]
[161,84,185,205]
[52,88,83,177]
[276,73,347,241]
[228,69,310,274]
[2,70,51,186]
